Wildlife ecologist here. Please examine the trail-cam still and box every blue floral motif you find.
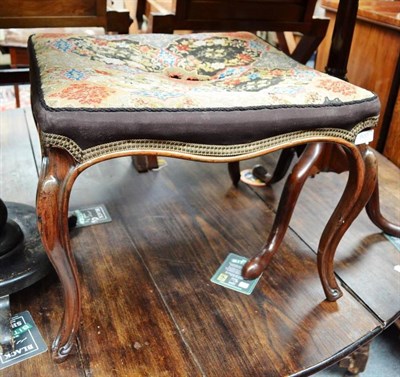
[32,32,373,109]
[268,85,302,95]
[248,72,260,80]
[249,39,266,52]
[137,90,181,100]
[218,67,236,79]
[53,40,71,52]
[156,49,177,67]
[295,68,319,80]
[65,69,85,80]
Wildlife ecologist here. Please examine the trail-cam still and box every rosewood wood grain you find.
[317,144,371,301]
[13,2,397,370]
[36,149,80,362]
[242,143,324,279]
[246,0,399,240]
[243,142,369,301]
[228,161,240,187]
[252,147,304,186]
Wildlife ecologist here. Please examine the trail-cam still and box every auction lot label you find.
[0,311,47,370]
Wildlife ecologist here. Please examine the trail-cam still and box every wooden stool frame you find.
[36,134,371,361]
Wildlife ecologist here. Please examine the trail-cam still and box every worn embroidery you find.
[31,32,376,109]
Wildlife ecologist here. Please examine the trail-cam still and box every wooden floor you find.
[1,108,399,376]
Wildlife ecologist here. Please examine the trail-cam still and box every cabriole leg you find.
[318,145,374,301]
[242,143,324,279]
[228,161,241,187]
[36,149,79,362]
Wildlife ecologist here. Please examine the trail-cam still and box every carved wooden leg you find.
[252,148,298,185]
[318,145,372,301]
[228,147,303,188]
[242,143,324,279]
[228,161,241,187]
[132,155,159,172]
[365,150,400,237]
[36,149,80,362]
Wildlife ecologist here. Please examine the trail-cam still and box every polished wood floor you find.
[1,108,399,376]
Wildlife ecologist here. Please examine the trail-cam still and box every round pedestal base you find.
[0,202,51,297]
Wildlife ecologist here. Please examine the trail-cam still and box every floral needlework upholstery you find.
[31,32,375,109]
[28,32,380,159]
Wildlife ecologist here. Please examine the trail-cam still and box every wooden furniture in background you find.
[316,0,400,167]
[137,0,329,64]
[0,0,131,86]
[0,0,107,28]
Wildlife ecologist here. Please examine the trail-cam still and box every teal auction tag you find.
[384,233,400,252]
[211,253,262,295]
[0,311,47,370]
[71,204,112,228]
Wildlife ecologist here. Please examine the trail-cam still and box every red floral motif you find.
[318,79,356,96]
[50,83,115,105]
[237,53,253,63]
[176,43,190,52]
[93,39,109,46]
[269,69,287,76]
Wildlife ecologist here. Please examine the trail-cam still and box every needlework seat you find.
[29,31,379,361]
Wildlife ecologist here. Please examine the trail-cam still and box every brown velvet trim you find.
[31,93,379,150]
[41,117,378,164]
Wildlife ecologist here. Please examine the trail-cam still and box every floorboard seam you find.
[338,279,397,327]
[76,335,91,377]
[116,208,207,376]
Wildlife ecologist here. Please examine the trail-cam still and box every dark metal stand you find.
[0,200,51,354]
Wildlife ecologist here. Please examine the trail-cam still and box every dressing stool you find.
[29,31,379,361]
